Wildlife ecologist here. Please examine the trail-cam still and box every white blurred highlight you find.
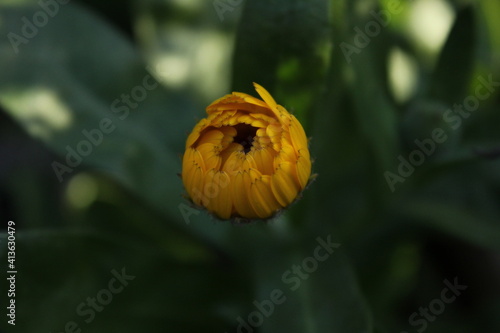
[389,48,418,103]
[1,88,72,139]
[66,173,98,209]
[408,0,455,53]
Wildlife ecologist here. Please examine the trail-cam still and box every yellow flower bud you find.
[182,83,312,220]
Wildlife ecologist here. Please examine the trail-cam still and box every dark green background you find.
[0,0,499,332]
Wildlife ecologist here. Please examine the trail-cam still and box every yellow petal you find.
[196,143,221,170]
[207,93,274,118]
[289,115,308,152]
[253,82,278,115]
[182,148,196,190]
[266,123,283,148]
[249,171,281,218]
[196,142,216,155]
[210,110,237,127]
[219,126,237,137]
[204,154,222,171]
[251,119,268,128]
[219,126,237,149]
[279,142,297,163]
[232,91,270,109]
[250,147,275,175]
[203,169,232,219]
[232,171,258,219]
[258,136,271,146]
[202,169,218,212]
[222,149,244,176]
[276,105,292,127]
[226,112,244,126]
[243,153,257,171]
[271,161,300,207]
[193,148,206,171]
[256,128,267,137]
[188,168,208,207]
[206,94,245,112]
[199,129,224,145]
[212,171,232,219]
[296,149,312,189]
[238,114,254,124]
[185,118,207,148]
[182,148,207,205]
[248,112,276,124]
[220,142,243,161]
[188,165,206,206]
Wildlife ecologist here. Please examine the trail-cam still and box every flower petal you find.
[222,148,244,176]
[238,114,254,124]
[219,126,237,149]
[251,147,275,175]
[251,119,268,128]
[185,118,207,148]
[210,110,237,127]
[271,161,300,207]
[249,112,276,124]
[289,115,308,152]
[199,129,224,145]
[279,141,297,163]
[249,171,281,218]
[253,82,278,115]
[182,148,207,204]
[233,91,269,109]
[297,149,312,189]
[202,169,232,219]
[202,168,218,212]
[207,93,274,118]
[243,153,257,170]
[266,123,283,151]
[212,171,232,219]
[276,105,292,127]
[232,171,258,218]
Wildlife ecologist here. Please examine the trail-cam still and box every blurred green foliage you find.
[0,0,500,332]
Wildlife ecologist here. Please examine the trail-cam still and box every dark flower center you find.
[233,123,258,153]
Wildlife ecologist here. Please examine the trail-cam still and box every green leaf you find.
[232,0,332,129]
[0,1,235,244]
[339,2,400,182]
[249,233,372,333]
[429,5,475,104]
[222,225,372,333]
[348,49,400,176]
[399,200,500,251]
[0,230,248,333]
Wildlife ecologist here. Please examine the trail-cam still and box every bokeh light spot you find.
[408,0,455,54]
[388,48,418,103]
[66,173,99,210]
[1,88,72,140]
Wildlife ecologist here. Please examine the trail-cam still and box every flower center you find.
[233,123,258,154]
